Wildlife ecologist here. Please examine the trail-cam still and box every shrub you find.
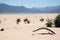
[46,22,52,27]
[54,14,60,27]
[46,18,52,27]
[24,18,30,24]
[0,28,4,31]
[16,18,20,24]
[40,18,44,22]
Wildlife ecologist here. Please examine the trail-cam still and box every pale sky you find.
[0,0,60,8]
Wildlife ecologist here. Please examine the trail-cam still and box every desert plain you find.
[0,13,60,40]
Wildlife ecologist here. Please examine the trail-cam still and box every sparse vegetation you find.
[16,18,20,24]
[40,18,44,22]
[40,16,44,22]
[46,18,52,27]
[0,28,4,31]
[24,18,30,24]
[0,21,1,23]
[54,14,60,27]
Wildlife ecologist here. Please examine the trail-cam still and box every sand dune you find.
[0,13,60,40]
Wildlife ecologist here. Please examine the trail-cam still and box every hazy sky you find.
[0,0,60,8]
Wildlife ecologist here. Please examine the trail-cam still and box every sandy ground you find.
[0,13,60,40]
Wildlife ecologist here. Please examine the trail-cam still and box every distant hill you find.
[0,3,27,13]
[0,3,60,13]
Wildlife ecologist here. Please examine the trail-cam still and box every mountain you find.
[0,3,60,13]
[43,6,60,13]
[0,3,27,13]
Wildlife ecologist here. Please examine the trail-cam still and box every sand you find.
[0,13,60,40]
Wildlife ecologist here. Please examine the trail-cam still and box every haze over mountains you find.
[0,3,60,13]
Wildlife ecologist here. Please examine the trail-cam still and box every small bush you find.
[16,18,20,24]
[46,19,52,27]
[54,14,60,27]
[0,28,4,31]
[0,21,1,23]
[24,18,30,24]
[40,18,44,22]
[46,22,52,27]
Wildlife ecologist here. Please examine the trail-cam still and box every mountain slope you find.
[0,3,60,13]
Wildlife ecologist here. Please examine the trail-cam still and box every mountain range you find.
[0,3,60,13]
